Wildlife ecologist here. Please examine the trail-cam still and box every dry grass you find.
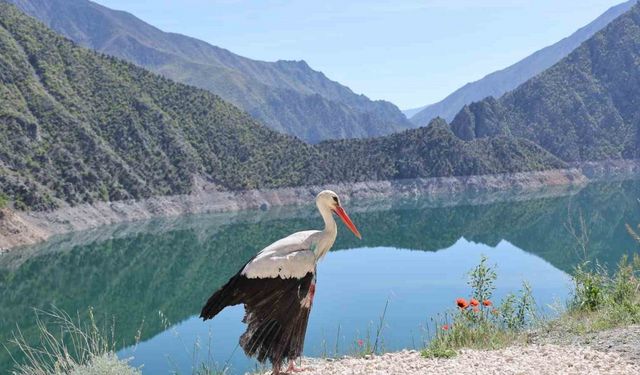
[7,307,140,375]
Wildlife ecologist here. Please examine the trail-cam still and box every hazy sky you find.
[94,0,625,109]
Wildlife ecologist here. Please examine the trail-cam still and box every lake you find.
[1,179,639,374]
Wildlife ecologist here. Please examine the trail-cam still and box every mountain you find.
[448,3,640,162]
[402,105,428,118]
[6,0,412,143]
[410,0,638,126]
[0,1,563,211]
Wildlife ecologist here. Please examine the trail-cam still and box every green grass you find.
[7,309,234,375]
[546,253,640,334]
[558,223,640,333]
[422,239,640,359]
[421,346,457,359]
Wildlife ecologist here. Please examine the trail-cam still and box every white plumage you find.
[241,230,320,279]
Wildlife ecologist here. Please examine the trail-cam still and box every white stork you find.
[200,190,361,374]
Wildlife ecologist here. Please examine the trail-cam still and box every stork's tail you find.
[200,275,242,320]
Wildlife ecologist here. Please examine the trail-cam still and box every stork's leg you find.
[271,361,281,375]
[286,359,308,372]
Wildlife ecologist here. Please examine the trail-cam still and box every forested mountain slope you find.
[410,0,637,126]
[0,1,563,211]
[449,3,640,162]
[7,0,412,142]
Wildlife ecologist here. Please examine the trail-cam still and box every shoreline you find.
[266,322,640,375]
[1,159,638,252]
[272,339,638,375]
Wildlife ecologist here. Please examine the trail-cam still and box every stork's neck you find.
[315,203,337,259]
[319,204,337,233]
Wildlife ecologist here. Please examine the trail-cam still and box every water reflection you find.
[1,180,638,373]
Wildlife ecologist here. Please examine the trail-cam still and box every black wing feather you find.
[200,271,315,365]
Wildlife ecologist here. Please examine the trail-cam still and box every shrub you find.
[0,192,7,209]
[567,254,640,329]
[571,262,608,311]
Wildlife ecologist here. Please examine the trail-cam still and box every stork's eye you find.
[332,196,339,203]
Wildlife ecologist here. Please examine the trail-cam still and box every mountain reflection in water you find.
[1,180,638,374]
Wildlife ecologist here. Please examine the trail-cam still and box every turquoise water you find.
[1,180,639,374]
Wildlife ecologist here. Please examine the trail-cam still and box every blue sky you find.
[94,0,624,109]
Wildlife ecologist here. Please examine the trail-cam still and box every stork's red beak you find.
[334,206,362,239]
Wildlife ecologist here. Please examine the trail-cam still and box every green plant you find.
[98,185,110,202]
[571,262,611,312]
[421,344,456,359]
[557,253,640,333]
[499,282,536,331]
[468,255,497,304]
[349,299,390,358]
[372,299,389,354]
[0,192,8,209]
[421,257,534,358]
[14,199,27,211]
[66,354,140,375]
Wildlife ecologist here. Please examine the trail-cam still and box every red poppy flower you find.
[357,339,364,347]
[456,298,469,309]
[470,298,480,307]
[441,324,449,331]
[482,300,492,307]
[472,306,480,313]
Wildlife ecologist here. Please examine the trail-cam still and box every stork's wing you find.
[200,230,319,319]
[200,230,319,364]
[241,230,319,279]
[240,271,315,363]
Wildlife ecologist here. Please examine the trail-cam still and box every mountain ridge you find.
[448,2,640,162]
[7,0,412,143]
[0,0,563,211]
[410,0,638,126]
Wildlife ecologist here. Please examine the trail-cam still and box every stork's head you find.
[316,190,361,239]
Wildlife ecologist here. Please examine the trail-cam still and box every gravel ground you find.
[532,325,640,363]
[268,344,637,375]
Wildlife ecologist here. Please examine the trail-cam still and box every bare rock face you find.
[0,167,589,252]
[0,208,50,252]
[577,159,640,180]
